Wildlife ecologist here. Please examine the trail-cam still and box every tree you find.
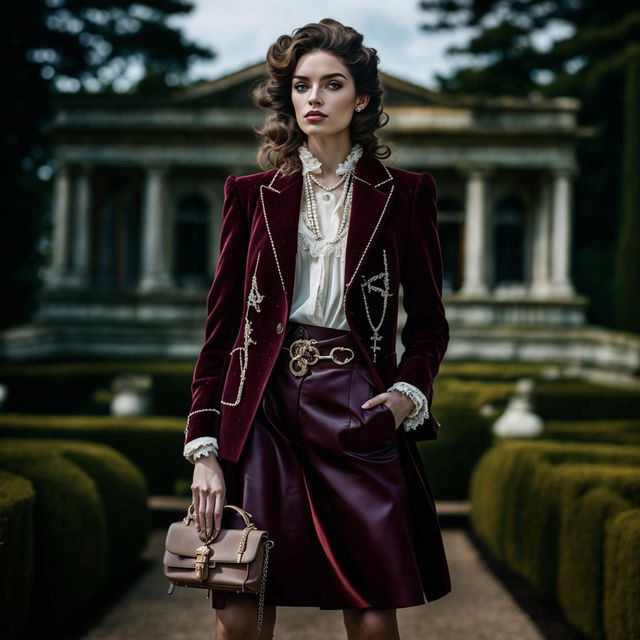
[418,1,640,329]
[1,1,215,330]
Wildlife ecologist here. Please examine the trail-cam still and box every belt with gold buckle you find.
[282,338,355,377]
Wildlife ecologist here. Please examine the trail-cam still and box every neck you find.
[305,133,353,177]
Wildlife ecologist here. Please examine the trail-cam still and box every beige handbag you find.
[164,503,275,634]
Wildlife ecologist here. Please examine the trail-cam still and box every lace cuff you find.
[387,381,430,432]
[184,436,219,464]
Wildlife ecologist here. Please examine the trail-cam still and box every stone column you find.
[460,168,491,296]
[139,166,173,292]
[66,164,92,288]
[549,168,576,297]
[531,172,552,296]
[47,162,72,287]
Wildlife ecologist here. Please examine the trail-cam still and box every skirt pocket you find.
[345,363,398,456]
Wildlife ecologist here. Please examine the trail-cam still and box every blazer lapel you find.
[258,147,397,313]
[343,149,396,302]
[258,170,302,307]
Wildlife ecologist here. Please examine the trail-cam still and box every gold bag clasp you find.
[194,545,214,580]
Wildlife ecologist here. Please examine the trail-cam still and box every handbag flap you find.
[165,521,265,564]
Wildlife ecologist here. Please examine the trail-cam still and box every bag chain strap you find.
[256,538,275,634]
[183,504,275,634]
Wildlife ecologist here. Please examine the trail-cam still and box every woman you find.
[183,18,451,640]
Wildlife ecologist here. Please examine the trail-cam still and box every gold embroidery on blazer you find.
[259,183,288,298]
[360,249,393,362]
[221,251,264,406]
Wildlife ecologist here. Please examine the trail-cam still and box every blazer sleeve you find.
[183,174,249,454]
[392,171,449,407]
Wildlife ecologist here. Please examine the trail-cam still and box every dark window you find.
[494,194,525,284]
[175,195,208,287]
[92,174,141,290]
[438,196,464,292]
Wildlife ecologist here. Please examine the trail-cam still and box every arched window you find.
[175,194,208,287]
[493,194,525,284]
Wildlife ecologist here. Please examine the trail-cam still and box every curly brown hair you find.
[251,18,391,176]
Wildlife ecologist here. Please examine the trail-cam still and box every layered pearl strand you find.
[302,171,354,243]
[298,141,363,246]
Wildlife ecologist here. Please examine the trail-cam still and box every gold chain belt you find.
[282,338,355,377]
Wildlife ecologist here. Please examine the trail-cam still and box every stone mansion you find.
[6,61,634,375]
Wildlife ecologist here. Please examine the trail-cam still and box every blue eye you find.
[293,81,343,91]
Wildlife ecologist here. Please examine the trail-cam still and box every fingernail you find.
[361,401,369,408]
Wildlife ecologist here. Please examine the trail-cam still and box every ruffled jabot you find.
[298,141,363,176]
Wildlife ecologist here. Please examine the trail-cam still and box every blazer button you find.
[276,322,284,334]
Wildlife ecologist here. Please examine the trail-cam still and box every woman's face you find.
[291,49,368,139]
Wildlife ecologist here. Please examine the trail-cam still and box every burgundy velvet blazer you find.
[185,148,449,464]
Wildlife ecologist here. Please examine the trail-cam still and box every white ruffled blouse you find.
[288,141,360,329]
[183,142,429,464]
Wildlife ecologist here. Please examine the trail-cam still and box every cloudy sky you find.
[170,1,477,90]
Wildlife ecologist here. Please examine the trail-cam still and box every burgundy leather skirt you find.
[212,321,448,610]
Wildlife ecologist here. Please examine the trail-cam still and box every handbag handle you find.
[184,502,254,528]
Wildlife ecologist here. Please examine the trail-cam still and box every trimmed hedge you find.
[49,441,151,578]
[560,484,633,639]
[438,361,548,380]
[604,508,640,640]
[0,386,502,502]
[0,439,150,637]
[556,466,640,639]
[532,380,640,421]
[415,377,513,499]
[435,377,516,410]
[541,420,640,446]
[0,442,107,632]
[0,471,35,640]
[417,398,495,499]
[470,439,640,640]
[0,413,187,494]
[0,360,194,416]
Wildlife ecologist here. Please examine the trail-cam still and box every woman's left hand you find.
[361,390,415,430]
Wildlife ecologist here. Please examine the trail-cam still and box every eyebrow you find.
[292,73,348,81]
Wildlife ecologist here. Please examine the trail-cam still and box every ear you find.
[356,94,370,111]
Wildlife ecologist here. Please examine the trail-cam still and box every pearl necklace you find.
[298,141,362,243]
[302,169,354,243]
[307,172,347,191]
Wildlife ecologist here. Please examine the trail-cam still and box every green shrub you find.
[417,382,506,499]
[0,414,188,494]
[0,471,35,640]
[0,439,150,635]
[0,359,194,416]
[49,440,150,579]
[0,444,107,630]
[439,361,547,380]
[541,420,640,445]
[532,380,640,420]
[436,377,515,410]
[470,439,640,640]
[556,468,640,639]
[470,440,640,595]
[604,508,640,640]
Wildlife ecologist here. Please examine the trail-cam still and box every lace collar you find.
[298,141,363,176]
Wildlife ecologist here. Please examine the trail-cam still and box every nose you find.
[308,85,322,105]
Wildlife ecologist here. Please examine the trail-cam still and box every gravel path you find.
[78,526,544,640]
